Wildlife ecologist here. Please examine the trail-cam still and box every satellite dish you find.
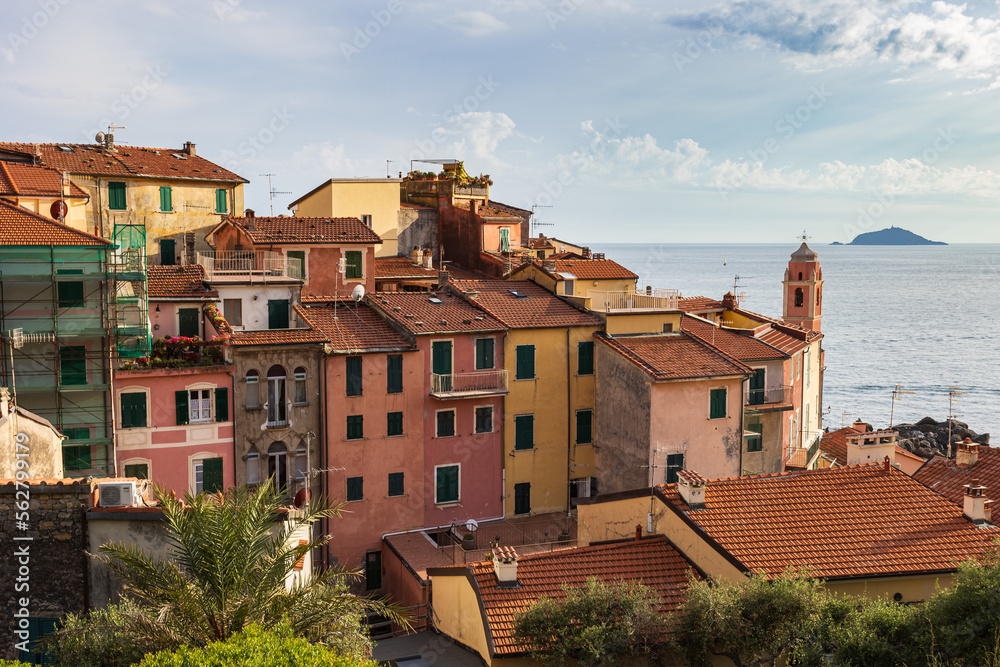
[465,518,479,532]
[95,132,106,144]
[293,488,311,508]
[351,284,365,302]
[50,200,68,221]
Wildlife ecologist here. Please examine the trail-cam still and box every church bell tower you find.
[782,240,823,332]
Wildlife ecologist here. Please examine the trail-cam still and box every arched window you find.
[294,442,308,480]
[245,370,260,408]
[294,366,307,404]
[268,441,288,491]
[816,287,822,306]
[798,271,803,280]
[267,365,287,427]
[794,287,804,308]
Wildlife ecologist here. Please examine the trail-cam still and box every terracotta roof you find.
[0,162,88,199]
[455,200,522,220]
[436,536,698,657]
[681,316,787,362]
[450,280,602,329]
[0,142,246,183]
[819,427,862,466]
[677,296,723,313]
[597,332,752,381]
[399,201,434,210]
[0,199,109,247]
[526,237,554,250]
[656,464,998,579]
[731,307,823,344]
[228,324,327,347]
[222,216,382,245]
[755,325,814,356]
[297,301,413,352]
[374,256,438,280]
[147,265,218,300]
[526,258,637,281]
[371,291,505,335]
[486,200,532,216]
[914,447,1000,506]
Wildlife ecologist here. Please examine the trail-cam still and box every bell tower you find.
[782,237,823,332]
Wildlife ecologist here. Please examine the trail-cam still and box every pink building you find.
[148,265,219,339]
[370,291,508,528]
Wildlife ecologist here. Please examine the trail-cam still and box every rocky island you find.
[848,226,946,245]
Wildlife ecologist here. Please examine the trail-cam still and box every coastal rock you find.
[891,418,989,459]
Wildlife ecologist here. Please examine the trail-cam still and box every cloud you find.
[432,111,516,160]
[438,11,509,36]
[290,141,358,175]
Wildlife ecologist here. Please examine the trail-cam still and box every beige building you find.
[0,388,64,479]
[287,178,403,257]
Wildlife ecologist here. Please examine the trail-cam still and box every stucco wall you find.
[604,312,682,336]
[0,406,64,479]
[398,208,438,262]
[595,344,652,494]
[427,572,492,663]
[291,180,402,257]
[212,283,301,332]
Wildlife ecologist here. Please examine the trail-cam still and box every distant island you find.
[846,226,946,246]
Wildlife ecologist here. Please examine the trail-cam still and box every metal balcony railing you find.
[196,251,302,281]
[745,385,792,407]
[589,289,679,312]
[430,370,509,398]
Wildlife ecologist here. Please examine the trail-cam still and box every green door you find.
[267,300,289,329]
[749,369,766,405]
[160,239,175,266]
[432,341,452,392]
[202,457,224,494]
[178,308,199,337]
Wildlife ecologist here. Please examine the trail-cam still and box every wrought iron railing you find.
[196,251,302,280]
[745,385,792,406]
[430,370,508,396]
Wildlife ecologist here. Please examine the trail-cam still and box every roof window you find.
[429,298,444,305]
[56,145,74,153]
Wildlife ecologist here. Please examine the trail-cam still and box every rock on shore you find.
[892,417,990,459]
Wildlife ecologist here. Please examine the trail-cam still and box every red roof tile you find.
[374,256,438,279]
[818,427,862,466]
[0,142,246,183]
[450,280,603,329]
[297,301,413,352]
[657,464,997,579]
[228,325,327,347]
[223,216,382,245]
[437,536,699,656]
[147,265,218,300]
[0,162,88,199]
[682,316,787,362]
[597,332,752,380]
[371,291,505,335]
[678,296,723,313]
[914,446,1000,507]
[0,199,109,246]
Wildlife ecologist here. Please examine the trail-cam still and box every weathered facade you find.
[0,389,65,479]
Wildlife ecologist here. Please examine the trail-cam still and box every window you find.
[387,411,403,436]
[108,181,126,210]
[563,279,575,295]
[347,415,364,440]
[515,345,535,380]
[120,392,147,428]
[663,323,674,333]
[17,617,58,665]
[746,419,763,453]
[388,472,404,497]
[267,366,287,427]
[344,250,363,279]
[286,250,305,279]
[196,457,223,494]
[431,340,452,391]
[224,298,242,327]
[212,387,229,423]
[710,388,727,419]
[578,341,594,376]
[748,369,766,405]
[215,188,228,213]
[246,451,261,485]
[293,367,307,404]
[665,453,684,484]
[187,389,212,424]
[475,406,493,434]
[346,357,362,396]
[57,269,84,308]
[576,409,593,445]
[435,464,459,504]
[475,338,494,370]
[794,287,804,307]
[63,426,89,441]
[804,349,812,389]
[60,346,87,386]
[268,442,288,491]
[160,239,176,266]
[159,185,173,212]
[499,227,511,252]
[347,476,363,501]
[64,445,91,472]
[294,444,307,480]
[365,550,382,590]
[361,214,373,227]
[514,482,531,515]
[124,463,148,479]
[387,354,403,393]
[178,308,199,337]
[514,414,534,450]
[245,370,260,407]
[436,410,456,437]
[267,300,289,329]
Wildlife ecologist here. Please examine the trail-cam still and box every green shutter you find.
[124,463,148,479]
[347,476,363,501]
[160,239,176,266]
[387,411,403,436]
[215,387,228,422]
[175,390,189,425]
[515,414,534,450]
[64,445,91,471]
[215,188,228,213]
[178,308,199,337]
[387,354,403,393]
[345,250,362,279]
[346,357,363,396]
[202,457,224,494]
[576,410,592,444]
[57,269,85,308]
[347,415,363,439]
[388,472,404,496]
[578,341,594,375]
[159,186,172,212]
[121,392,147,429]
[476,338,494,370]
[108,182,126,210]
[267,300,289,329]
[436,466,458,503]
[60,346,87,385]
[516,345,535,380]
[365,551,382,590]
[432,341,452,375]
[710,388,727,419]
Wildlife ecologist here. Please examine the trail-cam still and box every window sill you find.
[293,402,309,407]
[435,434,457,439]
[513,447,535,453]
[435,501,461,508]
[514,377,537,382]
[345,437,365,442]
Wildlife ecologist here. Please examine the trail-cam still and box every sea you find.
[591,243,1000,439]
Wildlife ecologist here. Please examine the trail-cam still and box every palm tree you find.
[80,481,407,660]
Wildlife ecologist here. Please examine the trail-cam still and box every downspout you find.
[319,348,328,568]
[500,329,508,516]
[739,375,746,475]
[227,369,237,485]
[565,327,572,515]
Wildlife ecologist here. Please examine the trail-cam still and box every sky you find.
[3,0,1000,243]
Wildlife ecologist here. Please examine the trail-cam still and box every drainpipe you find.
[565,327,572,514]
[739,375,746,475]
[227,369,237,485]
[318,351,328,568]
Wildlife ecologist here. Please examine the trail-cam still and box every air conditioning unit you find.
[99,481,140,508]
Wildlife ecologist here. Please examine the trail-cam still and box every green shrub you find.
[45,601,170,667]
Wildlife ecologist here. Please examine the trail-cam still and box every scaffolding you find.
[111,222,150,359]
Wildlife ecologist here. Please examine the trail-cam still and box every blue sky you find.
[3,0,1000,243]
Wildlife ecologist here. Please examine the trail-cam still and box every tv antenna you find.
[946,386,967,457]
[259,174,291,216]
[888,384,916,429]
[530,204,554,237]
[732,274,753,306]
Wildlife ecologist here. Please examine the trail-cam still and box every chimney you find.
[846,430,898,466]
[244,208,255,218]
[463,289,479,301]
[582,246,591,258]
[963,479,991,524]
[437,269,450,287]
[492,546,519,588]
[411,246,421,266]
[956,438,979,469]
[676,469,707,510]
[852,418,871,433]
[183,141,196,156]
[104,133,115,150]
[423,248,433,269]
[470,200,479,216]
[542,259,556,272]
[722,291,737,309]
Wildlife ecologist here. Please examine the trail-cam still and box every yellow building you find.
[508,257,637,299]
[0,162,90,228]
[452,280,603,516]
[0,138,247,261]
[287,178,404,257]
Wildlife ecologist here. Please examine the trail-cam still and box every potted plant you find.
[461,533,476,550]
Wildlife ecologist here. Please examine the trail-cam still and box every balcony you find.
[430,370,509,399]
[744,385,794,412]
[589,288,679,312]
[196,251,302,282]
[786,432,823,470]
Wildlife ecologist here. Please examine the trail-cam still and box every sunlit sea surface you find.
[590,243,1000,438]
